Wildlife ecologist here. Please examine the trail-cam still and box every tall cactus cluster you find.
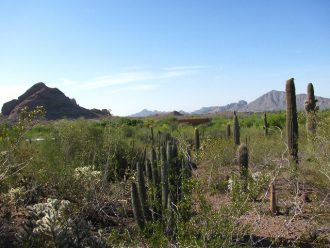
[285,78,299,164]
[131,130,193,234]
[304,83,318,134]
[233,111,240,145]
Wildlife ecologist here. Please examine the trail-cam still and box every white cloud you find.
[164,65,208,71]
[111,84,158,93]
[59,65,207,91]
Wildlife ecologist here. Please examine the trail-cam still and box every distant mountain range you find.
[130,90,330,117]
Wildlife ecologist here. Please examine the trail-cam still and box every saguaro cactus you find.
[237,144,249,191]
[233,111,240,145]
[269,181,277,215]
[226,124,231,138]
[286,78,299,164]
[304,83,318,134]
[131,182,145,230]
[263,112,269,136]
[194,128,200,151]
[237,144,248,177]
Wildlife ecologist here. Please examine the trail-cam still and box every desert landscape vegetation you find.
[1,1,329,247]
[0,78,329,247]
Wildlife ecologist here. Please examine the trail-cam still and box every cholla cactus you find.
[286,78,299,164]
[304,83,318,134]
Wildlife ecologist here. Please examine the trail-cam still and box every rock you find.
[1,82,110,120]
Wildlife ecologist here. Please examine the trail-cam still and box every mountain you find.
[129,90,330,116]
[241,90,330,112]
[130,109,164,117]
[192,100,247,114]
[1,82,110,120]
[130,109,188,117]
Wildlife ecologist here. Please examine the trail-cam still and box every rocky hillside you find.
[1,82,110,120]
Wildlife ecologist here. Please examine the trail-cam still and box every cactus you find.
[237,144,248,175]
[136,162,150,221]
[285,78,299,164]
[304,83,318,134]
[131,183,145,230]
[145,159,153,184]
[233,111,240,145]
[226,124,231,138]
[161,146,169,210]
[194,128,200,151]
[150,125,154,145]
[263,112,269,136]
[269,181,277,215]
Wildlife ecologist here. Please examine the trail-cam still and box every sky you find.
[0,0,329,116]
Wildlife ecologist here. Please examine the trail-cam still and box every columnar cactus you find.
[136,162,150,221]
[237,144,248,191]
[131,183,145,230]
[160,146,169,210]
[263,112,269,136]
[233,111,240,145]
[237,144,248,177]
[194,128,200,151]
[304,83,318,134]
[269,181,277,215]
[131,134,194,232]
[145,160,152,183]
[150,125,154,145]
[286,78,299,164]
[226,124,231,138]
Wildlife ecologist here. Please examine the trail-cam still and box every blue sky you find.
[0,0,329,116]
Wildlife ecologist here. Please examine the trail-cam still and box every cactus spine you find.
[263,112,269,136]
[226,124,231,138]
[194,128,200,151]
[269,181,277,215]
[131,182,145,230]
[304,83,317,134]
[286,78,299,164]
[233,111,240,145]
